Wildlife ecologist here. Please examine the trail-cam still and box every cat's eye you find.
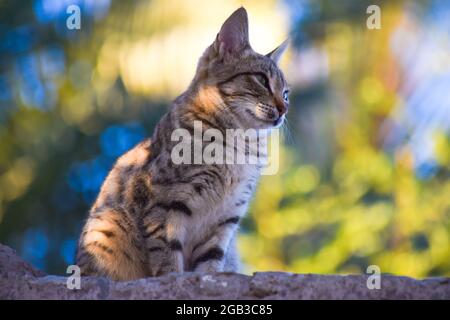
[283,90,289,103]
[254,73,270,90]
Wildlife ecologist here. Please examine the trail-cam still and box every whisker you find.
[281,119,295,145]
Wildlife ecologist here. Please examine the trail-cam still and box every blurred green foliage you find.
[240,0,450,278]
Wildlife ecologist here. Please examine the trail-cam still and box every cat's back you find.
[92,138,153,211]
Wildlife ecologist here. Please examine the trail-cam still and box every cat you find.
[76,7,289,281]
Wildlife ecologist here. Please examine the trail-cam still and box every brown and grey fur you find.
[76,7,289,281]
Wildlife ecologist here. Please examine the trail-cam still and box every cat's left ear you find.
[215,7,250,62]
[266,39,289,64]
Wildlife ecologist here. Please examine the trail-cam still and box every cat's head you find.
[193,7,289,129]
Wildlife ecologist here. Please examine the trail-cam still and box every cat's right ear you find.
[214,7,250,62]
[266,39,289,65]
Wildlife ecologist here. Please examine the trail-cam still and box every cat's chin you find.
[273,115,285,128]
[252,121,284,130]
[250,115,285,129]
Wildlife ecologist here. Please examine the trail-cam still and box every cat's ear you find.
[266,39,289,64]
[215,7,250,62]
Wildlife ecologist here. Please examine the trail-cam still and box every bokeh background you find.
[0,0,449,278]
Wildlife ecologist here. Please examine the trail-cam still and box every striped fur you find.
[76,7,289,280]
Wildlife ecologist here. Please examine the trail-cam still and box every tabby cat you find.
[76,7,289,281]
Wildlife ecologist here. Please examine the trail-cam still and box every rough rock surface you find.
[1,243,449,299]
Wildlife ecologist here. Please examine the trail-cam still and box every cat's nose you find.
[275,99,287,116]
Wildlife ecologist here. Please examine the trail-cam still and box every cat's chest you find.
[194,164,259,219]
[185,167,257,249]
[229,166,259,196]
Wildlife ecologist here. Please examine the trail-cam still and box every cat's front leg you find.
[141,204,188,276]
[223,234,240,272]
[191,216,240,273]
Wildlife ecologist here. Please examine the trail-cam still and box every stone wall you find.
[1,244,449,299]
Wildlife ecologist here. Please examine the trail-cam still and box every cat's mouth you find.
[255,103,285,127]
[273,114,285,127]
